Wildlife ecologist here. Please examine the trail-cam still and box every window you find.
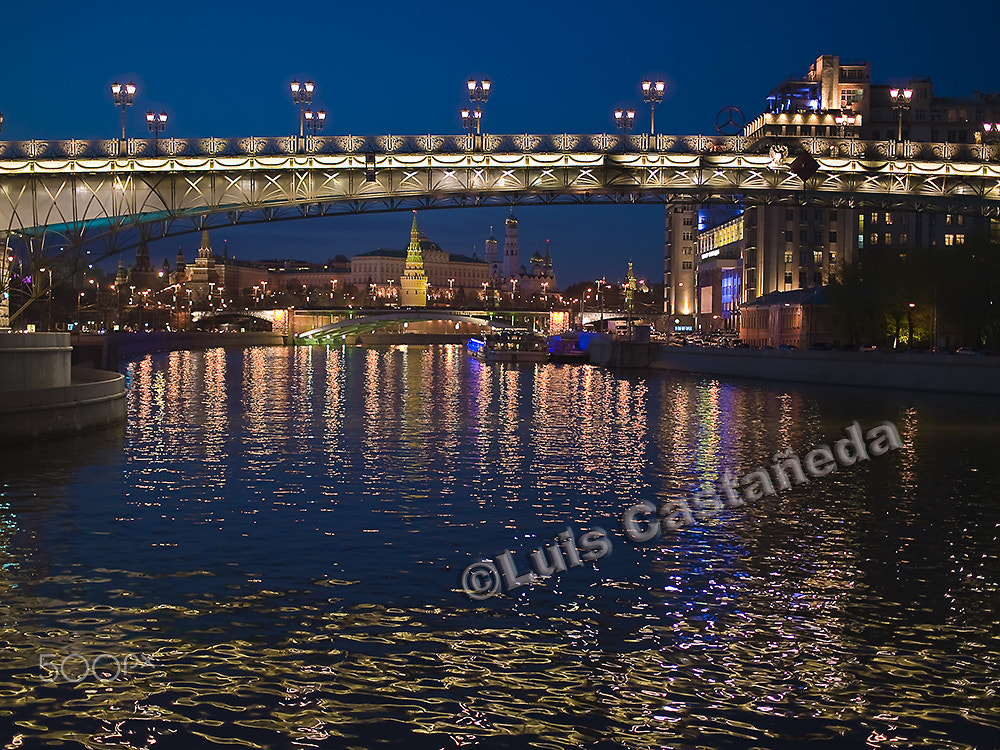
[829,231,838,243]
[899,233,908,244]
[884,233,892,245]
[945,214,952,225]
[784,271,793,285]
[956,234,965,245]
[785,230,794,242]
[786,209,795,221]
[885,212,893,224]
[814,251,823,264]
[683,216,694,225]
[800,230,809,243]
[830,251,837,264]
[799,270,808,287]
[815,209,823,221]
[682,261,693,269]
[814,230,823,242]
[957,215,964,226]
[683,247,692,254]
[799,250,810,264]
[682,232,693,241]
[829,210,838,221]
[914,110,926,121]
[871,212,879,224]
[944,234,955,245]
[870,233,879,245]
[813,271,823,285]
[800,209,809,221]
[784,251,793,263]
[948,130,957,142]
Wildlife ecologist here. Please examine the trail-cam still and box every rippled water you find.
[1,344,999,748]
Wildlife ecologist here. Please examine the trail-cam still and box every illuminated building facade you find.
[663,202,697,318]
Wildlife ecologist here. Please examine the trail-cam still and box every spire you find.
[410,210,420,242]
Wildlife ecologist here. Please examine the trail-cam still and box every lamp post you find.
[614,108,635,150]
[834,111,857,138]
[889,87,913,142]
[982,122,1000,145]
[907,302,916,350]
[290,79,315,141]
[465,78,491,135]
[38,266,53,331]
[304,108,326,136]
[111,81,137,141]
[0,111,4,134]
[461,107,482,135]
[641,79,665,135]
[146,110,167,155]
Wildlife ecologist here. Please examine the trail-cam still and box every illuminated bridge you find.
[2,132,999,255]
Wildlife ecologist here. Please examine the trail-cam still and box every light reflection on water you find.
[0,344,998,748]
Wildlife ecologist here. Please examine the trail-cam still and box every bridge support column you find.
[0,233,9,331]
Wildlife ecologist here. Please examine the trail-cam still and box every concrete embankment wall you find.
[73,331,285,368]
[0,366,126,441]
[0,332,73,391]
[650,346,1000,396]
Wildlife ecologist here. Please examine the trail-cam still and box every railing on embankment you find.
[649,345,1000,397]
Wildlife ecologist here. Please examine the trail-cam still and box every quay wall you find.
[73,331,285,368]
[650,345,1000,396]
[0,364,126,441]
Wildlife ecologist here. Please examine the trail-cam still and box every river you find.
[1,344,998,748]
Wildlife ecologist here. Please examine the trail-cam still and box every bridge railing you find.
[0,133,996,163]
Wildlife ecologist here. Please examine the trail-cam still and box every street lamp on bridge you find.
[465,78,491,135]
[146,110,167,154]
[614,107,635,149]
[289,79,315,140]
[111,81,137,141]
[889,87,913,142]
[641,79,665,135]
[304,108,327,136]
[834,111,858,138]
[981,122,1000,145]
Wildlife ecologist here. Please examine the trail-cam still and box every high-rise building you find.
[663,202,697,319]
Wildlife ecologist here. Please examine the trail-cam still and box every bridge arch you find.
[2,132,998,259]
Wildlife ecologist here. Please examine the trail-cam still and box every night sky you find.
[2,0,996,286]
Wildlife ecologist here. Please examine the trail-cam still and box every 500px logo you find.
[39,652,153,683]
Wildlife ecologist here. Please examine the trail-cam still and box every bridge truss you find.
[2,132,999,256]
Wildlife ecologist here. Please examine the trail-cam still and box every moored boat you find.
[467,329,548,363]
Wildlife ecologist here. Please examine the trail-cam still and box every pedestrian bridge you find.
[2,132,999,252]
[296,310,540,343]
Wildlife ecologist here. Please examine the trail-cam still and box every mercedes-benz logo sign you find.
[715,106,745,136]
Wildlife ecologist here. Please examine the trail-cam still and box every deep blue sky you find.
[2,0,997,286]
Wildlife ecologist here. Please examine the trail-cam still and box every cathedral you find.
[482,213,558,295]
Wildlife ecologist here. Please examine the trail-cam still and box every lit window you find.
[814,251,823,264]
[955,234,965,245]
[957,215,964,226]
[871,233,879,245]
[784,251,793,263]
[885,212,893,224]
[944,234,955,245]
[682,261,693,269]
[899,233,908,244]
[884,233,892,245]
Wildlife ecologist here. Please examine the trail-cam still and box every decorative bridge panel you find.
[1,133,999,248]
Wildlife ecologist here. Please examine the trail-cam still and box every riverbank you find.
[649,344,1000,396]
[72,331,285,368]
